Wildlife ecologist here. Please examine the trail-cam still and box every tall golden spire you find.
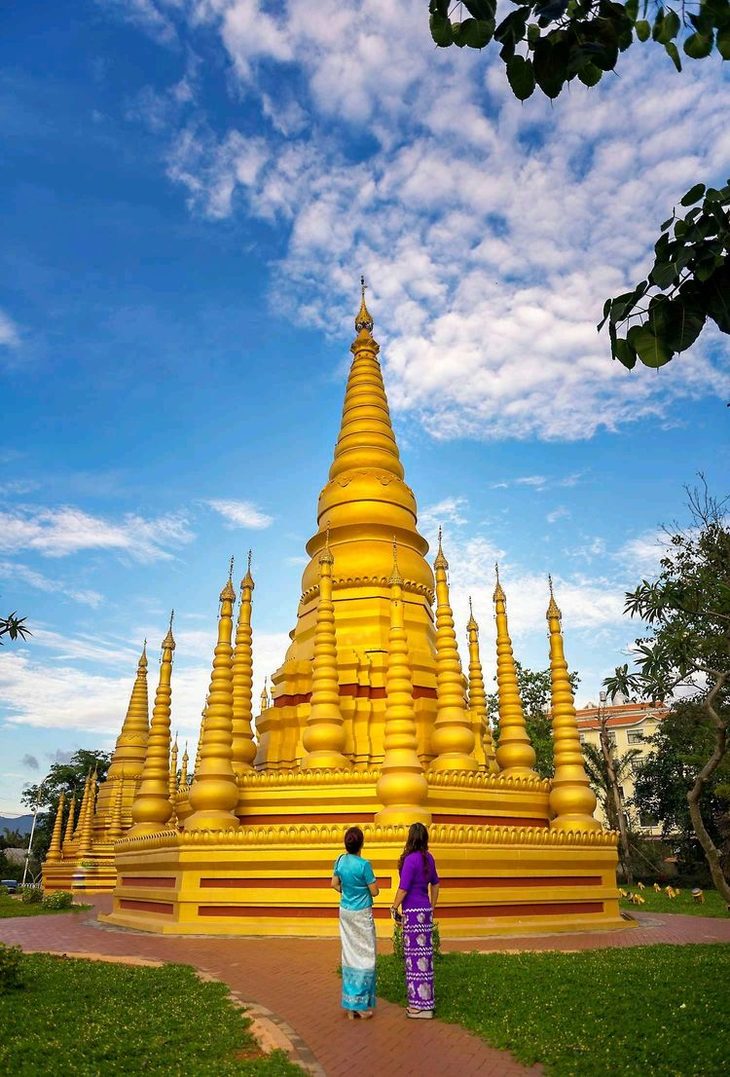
[108,782,123,842]
[74,774,92,843]
[194,702,206,776]
[181,742,189,786]
[493,566,538,777]
[430,530,477,771]
[376,543,430,824]
[78,773,96,857]
[127,618,176,836]
[467,599,498,773]
[169,736,179,799]
[231,550,256,774]
[260,677,269,712]
[186,570,240,830]
[46,791,65,864]
[302,534,350,769]
[106,642,149,781]
[547,579,600,832]
[62,794,76,852]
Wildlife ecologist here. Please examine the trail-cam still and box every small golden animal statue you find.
[637,881,645,890]
[653,883,662,892]
[618,888,628,898]
[692,887,705,904]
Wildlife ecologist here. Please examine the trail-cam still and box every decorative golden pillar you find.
[169,737,178,800]
[127,619,176,836]
[376,544,430,825]
[108,782,123,842]
[181,742,189,786]
[232,551,257,775]
[493,567,538,777]
[467,599,498,773]
[62,794,76,853]
[106,642,149,781]
[186,568,240,830]
[302,536,350,770]
[194,703,206,777]
[74,774,92,844]
[430,530,477,772]
[46,791,65,864]
[260,678,269,711]
[78,773,97,857]
[547,579,601,832]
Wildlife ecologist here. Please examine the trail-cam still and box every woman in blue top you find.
[331,826,379,1019]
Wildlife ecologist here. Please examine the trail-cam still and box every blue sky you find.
[1,1,728,814]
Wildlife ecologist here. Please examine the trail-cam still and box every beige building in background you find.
[576,698,668,835]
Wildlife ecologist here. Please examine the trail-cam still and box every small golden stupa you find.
[45,284,620,937]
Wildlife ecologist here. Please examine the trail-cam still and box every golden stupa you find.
[44,285,621,937]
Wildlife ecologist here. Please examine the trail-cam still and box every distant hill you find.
[0,814,34,836]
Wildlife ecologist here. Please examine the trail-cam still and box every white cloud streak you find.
[0,560,103,607]
[205,498,274,529]
[0,505,194,560]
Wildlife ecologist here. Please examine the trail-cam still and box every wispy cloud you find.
[546,506,570,525]
[205,498,273,530]
[150,0,729,441]
[0,560,103,607]
[0,309,21,350]
[0,505,194,560]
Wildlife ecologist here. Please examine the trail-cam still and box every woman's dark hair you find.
[344,826,364,854]
[398,821,429,871]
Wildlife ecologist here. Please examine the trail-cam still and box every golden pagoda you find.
[69,283,618,935]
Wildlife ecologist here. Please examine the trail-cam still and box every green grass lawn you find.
[0,953,303,1076]
[619,886,729,918]
[0,893,90,919]
[377,944,730,1076]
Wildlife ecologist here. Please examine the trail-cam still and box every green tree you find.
[485,661,580,778]
[428,1,729,369]
[21,749,111,861]
[583,739,642,880]
[605,483,730,903]
[0,612,31,646]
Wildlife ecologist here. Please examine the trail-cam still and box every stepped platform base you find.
[43,856,117,895]
[101,822,623,938]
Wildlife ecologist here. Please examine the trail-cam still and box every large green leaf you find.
[578,61,603,86]
[460,17,496,48]
[664,40,682,71]
[506,54,537,100]
[613,337,638,369]
[627,324,674,367]
[429,13,454,47]
[649,299,706,353]
[680,183,707,206]
[717,26,730,60]
[635,19,651,41]
[683,32,715,58]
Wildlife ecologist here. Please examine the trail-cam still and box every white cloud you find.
[616,529,672,578]
[153,1,730,441]
[419,496,469,536]
[0,310,21,350]
[205,498,273,530]
[0,505,194,560]
[546,507,570,525]
[0,560,103,607]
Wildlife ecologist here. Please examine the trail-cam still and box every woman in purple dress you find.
[390,822,440,1019]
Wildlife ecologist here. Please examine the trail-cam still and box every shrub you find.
[0,885,8,897]
[20,886,42,905]
[42,890,73,910]
[0,943,24,993]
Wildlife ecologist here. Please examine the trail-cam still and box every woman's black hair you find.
[344,825,364,855]
[398,821,429,871]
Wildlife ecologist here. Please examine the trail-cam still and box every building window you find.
[627,732,644,745]
[606,732,617,749]
[579,732,586,744]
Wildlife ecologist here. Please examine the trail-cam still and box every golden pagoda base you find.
[43,847,119,895]
[101,821,623,938]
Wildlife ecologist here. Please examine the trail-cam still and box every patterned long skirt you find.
[339,906,376,1012]
[402,906,435,1012]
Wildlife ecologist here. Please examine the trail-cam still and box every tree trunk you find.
[686,674,730,907]
[599,720,633,885]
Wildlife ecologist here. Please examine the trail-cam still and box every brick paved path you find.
[2,900,729,1077]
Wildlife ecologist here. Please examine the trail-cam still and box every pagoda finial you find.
[232,551,257,775]
[302,537,350,770]
[260,675,269,712]
[106,641,150,788]
[108,781,123,842]
[547,582,601,832]
[493,575,538,777]
[376,544,430,825]
[319,527,334,566]
[389,536,403,586]
[355,275,374,333]
[547,573,561,619]
[466,608,498,773]
[127,628,176,836]
[181,742,189,786]
[46,791,65,864]
[493,561,505,602]
[62,794,76,854]
[186,568,240,831]
[430,533,477,772]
